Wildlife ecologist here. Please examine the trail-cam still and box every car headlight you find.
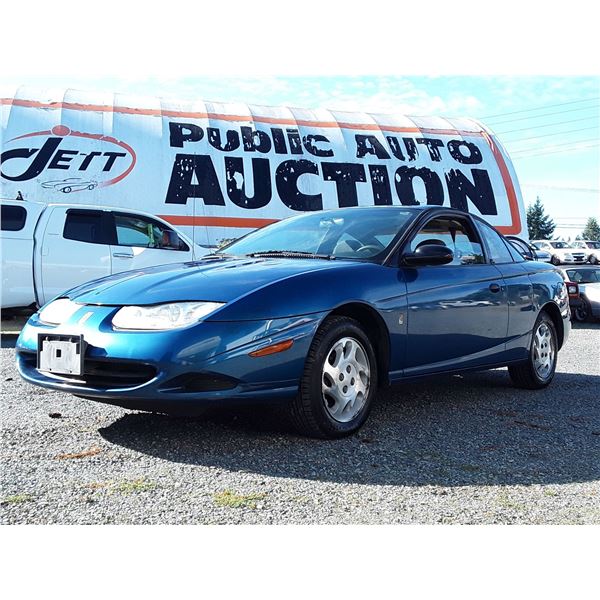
[38,298,82,325]
[112,301,225,330]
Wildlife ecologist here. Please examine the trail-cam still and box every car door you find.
[475,219,534,361]
[108,211,194,275]
[1,203,36,308]
[39,207,113,305]
[400,213,509,376]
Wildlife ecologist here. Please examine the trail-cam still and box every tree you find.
[581,217,600,241]
[526,196,555,240]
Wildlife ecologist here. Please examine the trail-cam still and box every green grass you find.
[111,478,157,494]
[497,493,526,511]
[213,490,267,509]
[2,493,34,504]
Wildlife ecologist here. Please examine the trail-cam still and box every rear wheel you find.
[289,316,377,439]
[508,311,558,389]
[574,299,591,322]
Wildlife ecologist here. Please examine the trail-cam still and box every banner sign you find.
[1,89,525,246]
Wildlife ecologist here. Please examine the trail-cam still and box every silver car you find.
[531,240,587,266]
[560,266,600,322]
[506,236,552,262]
[571,240,600,265]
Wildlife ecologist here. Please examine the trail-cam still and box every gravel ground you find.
[1,322,599,525]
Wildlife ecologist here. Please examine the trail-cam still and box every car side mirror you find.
[401,244,454,267]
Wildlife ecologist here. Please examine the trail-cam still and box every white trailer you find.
[1,86,527,251]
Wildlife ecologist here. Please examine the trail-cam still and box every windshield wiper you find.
[202,252,238,260]
[247,250,335,260]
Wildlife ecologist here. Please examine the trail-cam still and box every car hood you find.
[580,282,600,300]
[554,248,584,255]
[67,256,352,306]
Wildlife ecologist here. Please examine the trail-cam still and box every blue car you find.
[16,206,570,438]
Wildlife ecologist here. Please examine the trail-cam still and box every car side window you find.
[507,238,530,259]
[113,213,189,251]
[0,205,27,231]
[476,220,515,264]
[63,210,108,244]
[408,216,485,266]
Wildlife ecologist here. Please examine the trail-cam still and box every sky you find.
[3,74,598,239]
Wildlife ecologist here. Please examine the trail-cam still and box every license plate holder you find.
[37,334,85,376]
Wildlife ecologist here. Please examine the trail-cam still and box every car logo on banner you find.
[0,125,136,191]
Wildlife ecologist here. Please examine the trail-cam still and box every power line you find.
[521,183,599,193]
[482,96,600,119]
[495,116,599,135]
[487,104,599,126]
[501,125,599,143]
[511,142,600,159]
[511,137,600,155]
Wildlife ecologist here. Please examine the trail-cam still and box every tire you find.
[551,255,561,266]
[289,315,378,439]
[573,299,591,323]
[589,255,598,265]
[508,311,558,390]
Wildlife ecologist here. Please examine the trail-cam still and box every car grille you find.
[18,350,156,389]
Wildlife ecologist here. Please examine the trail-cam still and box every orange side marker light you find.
[249,340,294,357]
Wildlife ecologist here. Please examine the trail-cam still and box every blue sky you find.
[3,75,599,238]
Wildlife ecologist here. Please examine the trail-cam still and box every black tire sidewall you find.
[302,319,378,437]
[551,255,560,266]
[574,299,591,322]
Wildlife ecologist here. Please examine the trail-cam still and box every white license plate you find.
[38,335,84,376]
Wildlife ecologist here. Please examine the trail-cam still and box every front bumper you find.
[16,306,325,412]
[561,257,587,264]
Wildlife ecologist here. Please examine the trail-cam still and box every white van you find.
[1,86,527,250]
[1,199,199,309]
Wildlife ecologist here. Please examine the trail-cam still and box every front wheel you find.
[573,299,591,322]
[551,255,561,266]
[289,316,378,439]
[589,255,598,265]
[508,312,558,389]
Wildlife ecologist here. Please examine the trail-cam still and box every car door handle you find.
[112,252,133,258]
[489,282,502,293]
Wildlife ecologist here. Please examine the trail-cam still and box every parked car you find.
[558,266,600,322]
[571,240,600,264]
[556,268,585,321]
[505,236,552,262]
[1,199,202,309]
[16,206,571,439]
[531,240,587,266]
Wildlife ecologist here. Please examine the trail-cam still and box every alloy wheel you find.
[532,321,555,380]
[321,337,370,423]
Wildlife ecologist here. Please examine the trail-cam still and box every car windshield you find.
[549,241,572,249]
[220,208,416,260]
[566,269,600,284]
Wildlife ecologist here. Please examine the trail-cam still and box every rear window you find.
[1,205,27,231]
[63,210,107,244]
[476,220,515,264]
